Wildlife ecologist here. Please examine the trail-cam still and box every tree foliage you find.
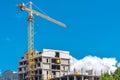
[100,72,114,80]
[113,67,120,80]
[100,67,120,80]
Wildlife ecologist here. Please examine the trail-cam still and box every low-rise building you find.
[52,74,99,80]
[0,70,18,80]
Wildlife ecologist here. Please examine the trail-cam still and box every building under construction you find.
[17,1,100,80]
[18,49,70,80]
[18,49,100,80]
[52,74,99,80]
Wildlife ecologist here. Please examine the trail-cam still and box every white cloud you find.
[70,55,78,65]
[70,55,118,75]
[13,71,17,73]
[117,63,120,67]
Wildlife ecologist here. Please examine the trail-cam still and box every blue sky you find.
[0,0,120,72]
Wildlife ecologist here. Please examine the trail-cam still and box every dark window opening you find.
[24,61,26,65]
[24,73,27,78]
[19,62,23,65]
[35,77,38,80]
[47,71,48,74]
[21,57,24,59]
[52,59,55,63]
[52,59,60,64]
[52,71,56,75]
[35,70,38,75]
[39,52,42,54]
[39,70,42,74]
[38,63,40,67]
[52,59,58,63]
[52,65,60,70]
[47,58,49,63]
[52,65,56,69]
[55,52,60,57]
[19,68,22,71]
[35,58,38,63]
[56,65,60,70]
[39,58,42,62]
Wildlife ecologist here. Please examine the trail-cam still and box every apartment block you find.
[18,49,70,80]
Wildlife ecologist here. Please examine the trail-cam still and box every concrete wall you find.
[18,49,70,80]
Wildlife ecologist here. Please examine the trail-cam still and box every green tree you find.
[100,67,120,80]
[113,67,120,80]
[100,72,114,80]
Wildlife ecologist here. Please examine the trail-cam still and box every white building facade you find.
[18,49,70,80]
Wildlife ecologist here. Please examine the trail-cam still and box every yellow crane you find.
[17,1,66,80]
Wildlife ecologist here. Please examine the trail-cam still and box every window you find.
[24,73,26,78]
[35,77,38,80]
[39,70,42,74]
[52,71,56,75]
[35,70,38,74]
[39,58,42,62]
[52,65,56,69]
[38,63,40,67]
[47,71,48,75]
[24,61,26,65]
[19,62,23,65]
[35,58,38,63]
[55,52,60,57]
[39,52,42,54]
[19,68,22,71]
[21,57,24,59]
[52,65,60,70]
[57,65,60,69]
[52,59,55,63]
[47,58,49,63]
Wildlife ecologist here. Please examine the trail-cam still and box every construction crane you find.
[17,1,66,80]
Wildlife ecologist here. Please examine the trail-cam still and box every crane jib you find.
[25,8,66,27]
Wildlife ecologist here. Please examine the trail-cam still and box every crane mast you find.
[27,2,35,80]
[28,2,34,51]
[17,1,66,80]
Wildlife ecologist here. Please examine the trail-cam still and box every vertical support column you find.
[92,76,94,80]
[74,75,76,80]
[59,78,61,80]
[22,74,23,80]
[67,76,69,80]
[81,76,84,80]
[38,75,39,80]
